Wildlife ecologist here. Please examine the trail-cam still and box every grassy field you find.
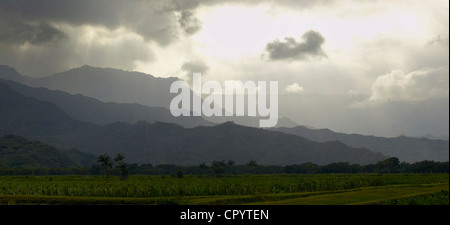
[0,174,448,205]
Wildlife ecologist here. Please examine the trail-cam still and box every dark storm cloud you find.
[0,0,124,28]
[0,0,332,42]
[0,13,67,45]
[0,0,201,46]
[0,0,181,76]
[0,0,334,46]
[0,0,334,76]
[264,30,327,61]
[178,11,202,35]
[0,34,154,77]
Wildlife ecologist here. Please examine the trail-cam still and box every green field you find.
[0,174,448,205]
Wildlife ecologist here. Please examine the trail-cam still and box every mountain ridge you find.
[2,64,448,138]
[272,126,449,163]
[77,121,386,165]
[0,78,214,128]
[0,81,386,165]
[0,64,178,108]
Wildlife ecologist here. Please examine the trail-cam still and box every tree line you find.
[126,158,449,176]
[0,157,448,176]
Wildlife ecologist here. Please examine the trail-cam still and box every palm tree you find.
[114,153,129,180]
[199,162,208,170]
[97,154,113,177]
[227,160,235,166]
[247,160,258,167]
[114,153,125,163]
[211,160,226,177]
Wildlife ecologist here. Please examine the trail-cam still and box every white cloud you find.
[368,67,449,103]
[285,82,304,93]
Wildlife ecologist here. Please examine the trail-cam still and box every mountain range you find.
[0,65,295,128]
[277,92,449,139]
[0,78,385,165]
[77,121,387,165]
[0,78,213,128]
[2,65,448,138]
[0,64,448,166]
[0,65,177,108]
[272,126,449,163]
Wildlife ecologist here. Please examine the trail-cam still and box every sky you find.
[0,0,449,136]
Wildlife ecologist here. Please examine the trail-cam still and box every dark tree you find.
[376,157,400,173]
[247,160,258,167]
[199,162,208,170]
[97,154,113,177]
[176,169,184,178]
[210,160,226,177]
[114,153,129,180]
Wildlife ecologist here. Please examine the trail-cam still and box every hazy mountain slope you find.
[0,82,385,166]
[0,135,95,168]
[0,65,32,83]
[278,92,449,138]
[77,121,386,166]
[0,81,100,140]
[0,65,178,108]
[1,65,447,138]
[1,78,213,128]
[272,126,449,163]
[0,65,266,128]
[0,65,295,128]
